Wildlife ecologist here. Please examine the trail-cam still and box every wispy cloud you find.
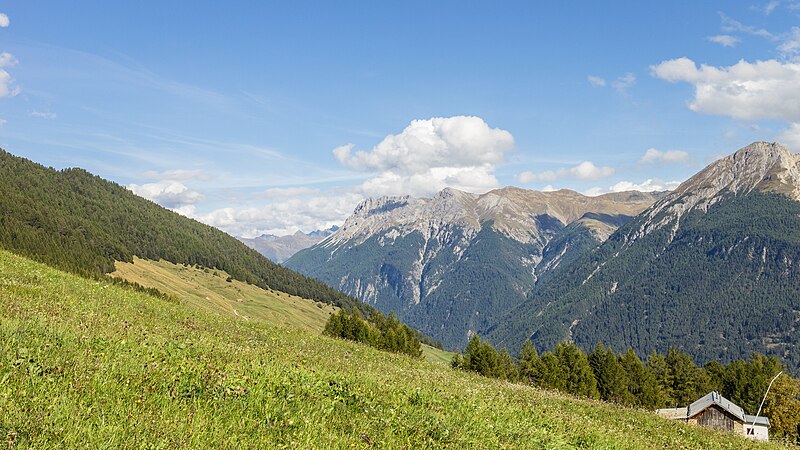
[30,110,57,119]
[612,73,636,94]
[0,13,8,28]
[587,75,606,87]
[763,0,781,14]
[0,52,17,68]
[254,186,321,199]
[141,169,209,182]
[720,12,777,40]
[707,35,740,47]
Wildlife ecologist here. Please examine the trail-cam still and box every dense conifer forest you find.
[489,191,800,371]
[0,149,370,314]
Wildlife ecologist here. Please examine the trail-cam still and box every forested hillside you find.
[490,190,800,371]
[0,149,368,314]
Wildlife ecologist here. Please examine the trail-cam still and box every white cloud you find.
[516,161,615,184]
[0,118,6,126]
[640,148,691,164]
[707,35,740,47]
[585,179,681,196]
[0,69,18,98]
[29,110,57,119]
[0,52,17,68]
[333,116,515,196]
[587,75,606,87]
[612,73,636,94]
[650,57,800,123]
[0,13,8,28]
[128,180,204,209]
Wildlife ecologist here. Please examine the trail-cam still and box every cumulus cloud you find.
[612,73,636,94]
[516,161,615,184]
[640,148,691,164]
[707,35,740,47]
[587,75,606,87]
[650,57,800,147]
[585,179,681,196]
[128,180,203,209]
[650,57,800,120]
[196,192,363,238]
[333,116,515,196]
[0,13,8,28]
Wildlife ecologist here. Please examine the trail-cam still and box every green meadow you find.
[0,249,788,449]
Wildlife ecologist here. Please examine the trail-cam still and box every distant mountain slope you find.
[239,226,338,263]
[0,148,367,314]
[286,187,659,349]
[489,142,800,370]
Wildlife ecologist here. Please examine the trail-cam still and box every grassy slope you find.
[112,257,337,333]
[0,249,786,449]
[111,257,450,364]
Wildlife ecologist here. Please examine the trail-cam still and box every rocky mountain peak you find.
[623,141,800,245]
[675,141,799,198]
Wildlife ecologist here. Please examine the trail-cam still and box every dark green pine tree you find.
[498,348,520,382]
[664,347,711,407]
[619,348,663,409]
[588,342,630,404]
[518,340,538,383]
[554,342,600,399]
[533,352,565,391]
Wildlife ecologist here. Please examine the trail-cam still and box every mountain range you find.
[286,185,662,349]
[239,226,339,263]
[288,142,800,370]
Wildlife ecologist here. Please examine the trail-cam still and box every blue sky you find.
[1,1,799,236]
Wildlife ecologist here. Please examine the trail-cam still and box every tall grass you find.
[0,249,787,449]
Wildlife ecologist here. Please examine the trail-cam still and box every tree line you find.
[453,336,800,442]
[323,309,423,358]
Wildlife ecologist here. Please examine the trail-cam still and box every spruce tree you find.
[589,343,629,404]
[518,340,538,383]
[554,342,599,399]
